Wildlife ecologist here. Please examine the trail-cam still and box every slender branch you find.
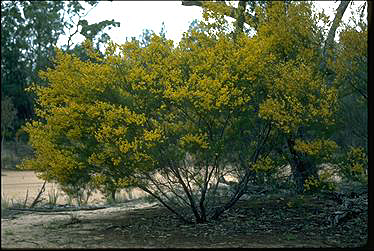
[170,160,202,222]
[163,169,191,206]
[66,22,81,51]
[23,189,29,208]
[146,168,191,208]
[212,122,272,220]
[139,185,192,224]
[30,180,47,208]
[181,0,257,28]
[181,158,196,196]
[145,173,173,202]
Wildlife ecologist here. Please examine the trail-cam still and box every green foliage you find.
[1,1,120,137]
[331,20,367,153]
[1,2,34,124]
[1,96,17,140]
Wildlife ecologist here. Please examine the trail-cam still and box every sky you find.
[58,1,203,48]
[58,1,367,50]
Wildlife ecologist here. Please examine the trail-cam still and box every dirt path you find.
[1,201,158,248]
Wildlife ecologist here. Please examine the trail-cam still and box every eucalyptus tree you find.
[1,1,120,137]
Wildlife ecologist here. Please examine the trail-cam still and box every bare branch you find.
[139,184,192,224]
[181,1,203,7]
[30,180,46,208]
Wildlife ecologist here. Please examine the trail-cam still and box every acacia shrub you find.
[21,2,344,222]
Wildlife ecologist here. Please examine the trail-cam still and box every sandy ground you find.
[1,200,159,248]
[1,169,158,248]
[1,170,146,206]
[0,168,366,248]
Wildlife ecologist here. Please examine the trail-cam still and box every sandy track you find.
[1,200,158,248]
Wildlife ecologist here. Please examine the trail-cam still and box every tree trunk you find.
[14,137,18,156]
[287,138,318,193]
[321,1,350,85]
[111,189,116,202]
[233,0,247,39]
[1,135,4,169]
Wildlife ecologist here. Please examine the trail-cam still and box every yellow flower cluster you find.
[294,139,338,156]
[252,156,275,173]
[304,175,336,192]
[342,146,368,178]
[180,133,209,149]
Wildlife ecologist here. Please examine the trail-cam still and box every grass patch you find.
[1,193,11,209]
[47,186,60,207]
[4,229,14,235]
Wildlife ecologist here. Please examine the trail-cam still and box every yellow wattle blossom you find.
[294,139,338,156]
[180,133,209,149]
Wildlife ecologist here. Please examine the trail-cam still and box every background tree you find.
[1,1,120,139]
[329,6,368,183]
[1,96,18,154]
[331,8,367,152]
[1,1,33,127]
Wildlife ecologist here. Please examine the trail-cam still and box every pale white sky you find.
[59,1,203,48]
[58,1,367,50]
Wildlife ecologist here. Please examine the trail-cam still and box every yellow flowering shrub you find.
[256,2,338,135]
[339,146,368,183]
[294,139,338,159]
[19,1,345,222]
[252,156,275,173]
[304,175,336,193]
